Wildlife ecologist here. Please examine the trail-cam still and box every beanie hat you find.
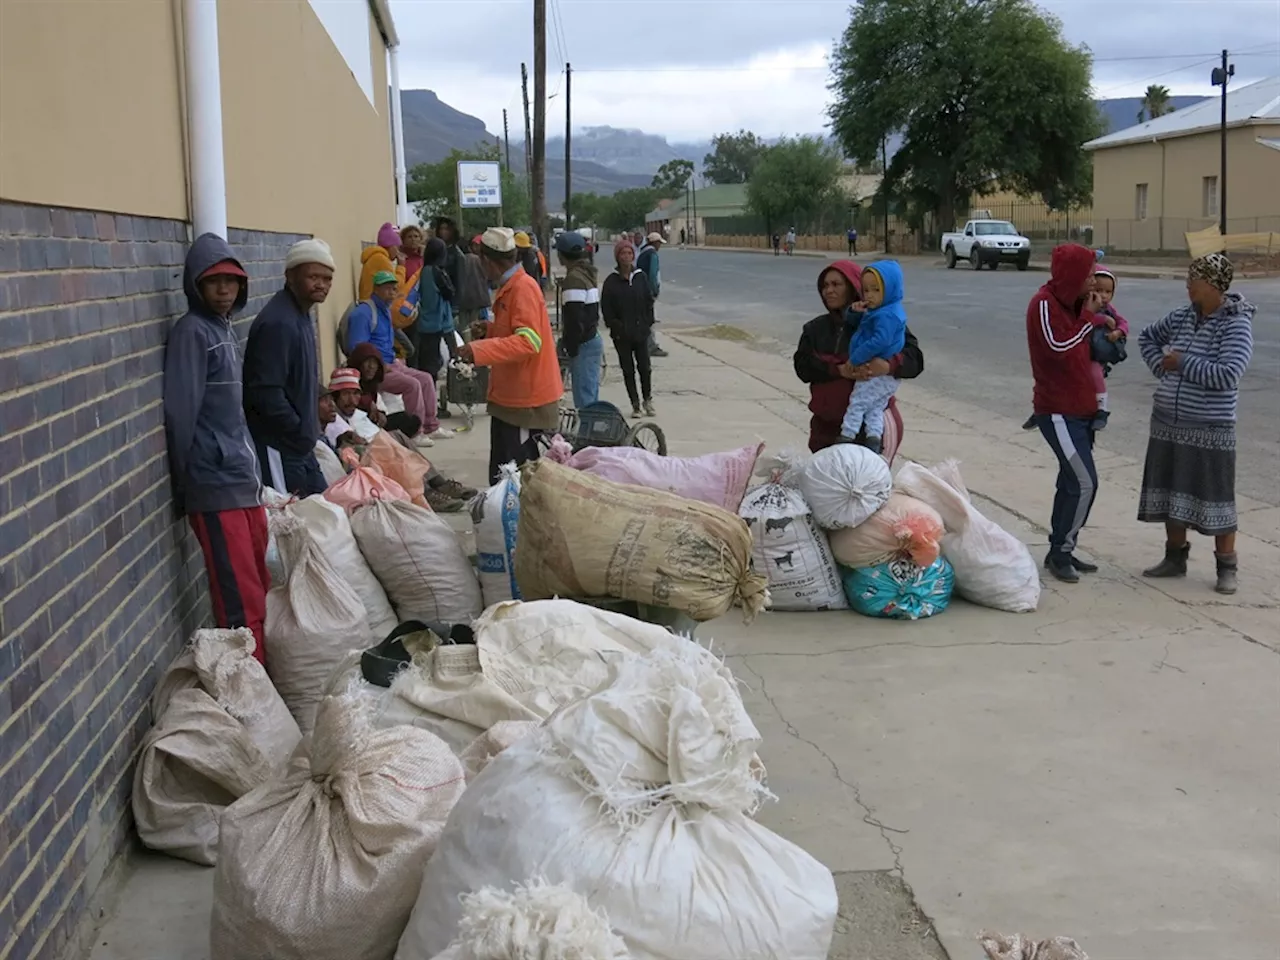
[613,238,635,261]
[377,222,402,249]
[481,227,517,254]
[328,367,362,393]
[285,238,335,272]
[372,270,398,287]
[513,231,532,249]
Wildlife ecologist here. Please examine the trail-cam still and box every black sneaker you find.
[1044,551,1080,583]
[1022,414,1038,431]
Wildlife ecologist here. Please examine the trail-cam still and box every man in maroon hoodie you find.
[1027,243,1105,583]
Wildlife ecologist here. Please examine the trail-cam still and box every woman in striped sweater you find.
[1137,253,1255,594]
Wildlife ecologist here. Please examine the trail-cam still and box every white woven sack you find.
[793,444,892,530]
[426,879,630,960]
[388,599,688,748]
[133,629,301,865]
[350,499,484,623]
[397,647,838,960]
[288,495,398,638]
[457,721,541,782]
[211,682,466,960]
[739,479,846,611]
[894,459,1040,612]
[469,463,522,607]
[265,516,371,735]
[315,439,347,486]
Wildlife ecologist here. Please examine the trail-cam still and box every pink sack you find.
[323,465,412,514]
[558,442,765,511]
[827,493,944,569]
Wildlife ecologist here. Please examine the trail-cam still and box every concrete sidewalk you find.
[82,326,1278,960]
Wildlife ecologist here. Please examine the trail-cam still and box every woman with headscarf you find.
[1137,253,1254,594]
[793,260,924,460]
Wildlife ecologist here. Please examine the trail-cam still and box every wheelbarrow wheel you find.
[625,421,667,455]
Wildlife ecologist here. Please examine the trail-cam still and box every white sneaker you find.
[428,427,456,440]
[413,434,435,448]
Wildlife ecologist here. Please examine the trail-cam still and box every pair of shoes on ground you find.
[424,476,478,513]
[413,427,457,449]
[1142,542,1237,595]
[630,400,657,418]
[1043,551,1098,583]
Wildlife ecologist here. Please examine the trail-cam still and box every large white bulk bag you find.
[894,459,1040,612]
[469,463,522,607]
[265,516,371,734]
[211,681,466,960]
[397,646,838,960]
[350,499,484,624]
[739,476,846,611]
[132,629,301,865]
[792,444,892,530]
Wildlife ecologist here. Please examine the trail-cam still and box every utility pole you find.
[521,63,532,185]
[690,176,698,246]
[881,135,890,254]
[502,109,511,173]
[1211,50,1235,237]
[531,0,548,251]
[564,62,572,229]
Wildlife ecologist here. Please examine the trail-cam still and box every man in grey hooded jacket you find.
[164,233,270,665]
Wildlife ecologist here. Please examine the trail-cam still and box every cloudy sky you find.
[389,0,1280,142]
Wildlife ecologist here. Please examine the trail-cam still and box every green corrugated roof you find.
[646,183,749,221]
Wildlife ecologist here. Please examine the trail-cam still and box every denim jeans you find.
[571,333,604,409]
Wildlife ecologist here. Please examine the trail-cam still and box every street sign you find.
[457,161,502,208]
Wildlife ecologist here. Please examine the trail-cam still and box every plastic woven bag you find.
[361,431,431,508]
[324,464,411,514]
[827,493,945,569]
[840,557,955,620]
[739,474,846,611]
[552,442,765,512]
[470,463,522,607]
[791,444,892,530]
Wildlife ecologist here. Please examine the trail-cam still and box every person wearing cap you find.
[555,231,603,409]
[514,230,542,287]
[243,238,335,499]
[635,231,669,358]
[1137,252,1254,594]
[457,227,564,484]
[345,268,453,442]
[165,233,270,665]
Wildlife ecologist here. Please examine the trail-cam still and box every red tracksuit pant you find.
[189,507,271,665]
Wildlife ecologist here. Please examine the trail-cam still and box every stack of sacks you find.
[516,459,769,622]
[544,439,764,511]
[133,629,300,865]
[397,645,838,960]
[895,459,1040,612]
[211,675,466,960]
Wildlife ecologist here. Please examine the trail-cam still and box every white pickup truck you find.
[941,219,1031,271]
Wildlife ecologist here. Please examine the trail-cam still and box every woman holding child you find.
[793,260,924,461]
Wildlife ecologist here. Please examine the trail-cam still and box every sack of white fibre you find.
[397,645,838,960]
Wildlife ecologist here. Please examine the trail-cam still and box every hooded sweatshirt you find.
[559,257,600,356]
[163,234,262,514]
[243,285,321,458]
[1026,244,1099,418]
[346,341,388,415]
[847,260,907,366]
[416,239,457,336]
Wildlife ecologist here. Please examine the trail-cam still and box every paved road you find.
[659,248,1280,506]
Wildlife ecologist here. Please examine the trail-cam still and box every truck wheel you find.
[945,246,957,269]
[988,260,999,271]
[969,247,981,270]
[1016,257,1030,272]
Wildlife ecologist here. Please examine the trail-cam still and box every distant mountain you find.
[1096,95,1208,134]
[546,126,703,175]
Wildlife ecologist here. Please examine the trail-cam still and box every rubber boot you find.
[1143,542,1189,578]
[1214,551,1238,595]
[862,436,883,454]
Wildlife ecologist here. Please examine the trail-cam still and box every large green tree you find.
[651,158,695,198]
[703,130,766,184]
[829,0,1101,227]
[407,144,530,231]
[745,136,843,237]
[600,187,662,231]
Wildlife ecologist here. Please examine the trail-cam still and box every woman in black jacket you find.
[601,238,655,417]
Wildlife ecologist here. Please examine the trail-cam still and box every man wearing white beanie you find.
[242,238,335,496]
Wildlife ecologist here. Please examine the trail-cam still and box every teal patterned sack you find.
[841,557,955,620]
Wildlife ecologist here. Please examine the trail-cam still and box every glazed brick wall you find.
[0,200,307,960]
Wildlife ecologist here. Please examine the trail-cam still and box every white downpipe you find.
[389,45,410,225]
[183,0,228,239]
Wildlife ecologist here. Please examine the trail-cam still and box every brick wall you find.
[0,201,307,960]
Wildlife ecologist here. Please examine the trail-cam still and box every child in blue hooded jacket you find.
[839,260,907,453]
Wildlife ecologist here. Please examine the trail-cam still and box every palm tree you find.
[1138,84,1174,123]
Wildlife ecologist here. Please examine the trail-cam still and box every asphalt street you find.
[658,248,1280,506]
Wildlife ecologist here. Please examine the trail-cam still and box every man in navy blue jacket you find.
[243,238,335,497]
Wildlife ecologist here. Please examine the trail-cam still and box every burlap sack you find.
[515,459,768,622]
[133,629,301,865]
[211,684,466,960]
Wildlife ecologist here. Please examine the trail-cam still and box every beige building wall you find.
[218,0,396,370]
[0,0,189,219]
